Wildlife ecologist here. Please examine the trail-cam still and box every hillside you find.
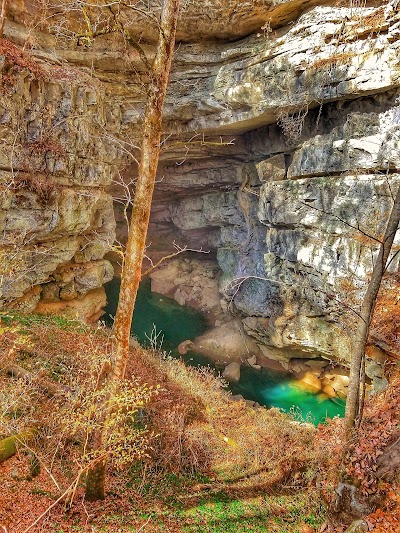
[0,313,398,532]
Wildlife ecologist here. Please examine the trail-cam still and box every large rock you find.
[35,287,107,323]
[1,0,400,369]
[191,319,263,366]
[149,258,223,323]
[222,362,241,383]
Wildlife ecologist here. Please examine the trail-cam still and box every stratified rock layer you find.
[1,2,399,365]
[0,45,120,321]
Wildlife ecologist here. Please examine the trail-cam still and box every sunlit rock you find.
[222,362,241,383]
[1,0,400,372]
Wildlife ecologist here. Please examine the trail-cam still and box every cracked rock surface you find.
[1,1,399,367]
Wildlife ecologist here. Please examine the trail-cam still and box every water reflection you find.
[105,278,345,424]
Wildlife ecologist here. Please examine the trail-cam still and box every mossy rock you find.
[0,430,35,463]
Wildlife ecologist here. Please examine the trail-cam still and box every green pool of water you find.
[229,366,345,424]
[104,278,209,352]
[104,278,345,424]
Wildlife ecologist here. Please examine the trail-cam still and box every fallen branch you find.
[142,240,209,278]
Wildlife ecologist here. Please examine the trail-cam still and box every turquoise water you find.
[104,279,345,424]
[229,367,345,424]
[104,278,209,351]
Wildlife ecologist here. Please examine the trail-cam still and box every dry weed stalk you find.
[277,104,309,145]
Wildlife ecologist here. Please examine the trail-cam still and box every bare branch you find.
[298,200,382,244]
[142,240,209,277]
[0,0,8,38]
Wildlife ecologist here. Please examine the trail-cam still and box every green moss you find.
[0,434,17,462]
[0,311,87,332]
[0,430,36,463]
[185,491,323,531]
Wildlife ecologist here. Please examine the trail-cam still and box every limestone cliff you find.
[1,1,399,374]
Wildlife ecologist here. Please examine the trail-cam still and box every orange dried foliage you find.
[337,277,359,306]
[24,138,65,156]
[0,38,98,88]
[346,373,400,497]
[12,173,57,203]
[316,418,346,504]
[370,275,400,356]
[346,7,387,38]
[365,493,400,533]
[310,53,355,72]
[0,38,46,79]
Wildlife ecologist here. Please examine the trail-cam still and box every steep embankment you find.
[0,312,398,532]
[0,311,324,532]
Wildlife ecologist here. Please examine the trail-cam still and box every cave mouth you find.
[104,277,345,425]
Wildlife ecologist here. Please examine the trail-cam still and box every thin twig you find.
[142,241,209,277]
[22,454,108,533]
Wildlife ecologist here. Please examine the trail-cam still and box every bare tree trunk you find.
[0,0,8,38]
[84,455,107,501]
[83,426,108,501]
[85,0,180,501]
[344,184,400,433]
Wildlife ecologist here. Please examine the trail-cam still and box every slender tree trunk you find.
[85,0,180,501]
[344,184,400,433]
[83,427,108,501]
[0,0,8,38]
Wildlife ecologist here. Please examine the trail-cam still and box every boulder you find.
[222,362,241,383]
[191,319,262,365]
[231,394,244,402]
[296,372,322,394]
[247,355,257,366]
[178,340,194,355]
[365,359,388,393]
[322,383,336,399]
[365,345,387,364]
[323,374,350,397]
[333,483,373,522]
[35,287,106,324]
[149,258,223,320]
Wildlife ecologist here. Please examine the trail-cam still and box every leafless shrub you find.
[277,104,309,144]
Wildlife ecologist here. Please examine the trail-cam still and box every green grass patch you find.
[0,311,87,332]
[175,493,325,533]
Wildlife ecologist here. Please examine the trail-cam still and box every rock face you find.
[0,41,120,321]
[1,2,400,365]
[149,258,223,323]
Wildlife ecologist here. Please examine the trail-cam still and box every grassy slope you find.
[0,312,398,532]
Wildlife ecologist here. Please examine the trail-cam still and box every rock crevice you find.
[1,1,399,371]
